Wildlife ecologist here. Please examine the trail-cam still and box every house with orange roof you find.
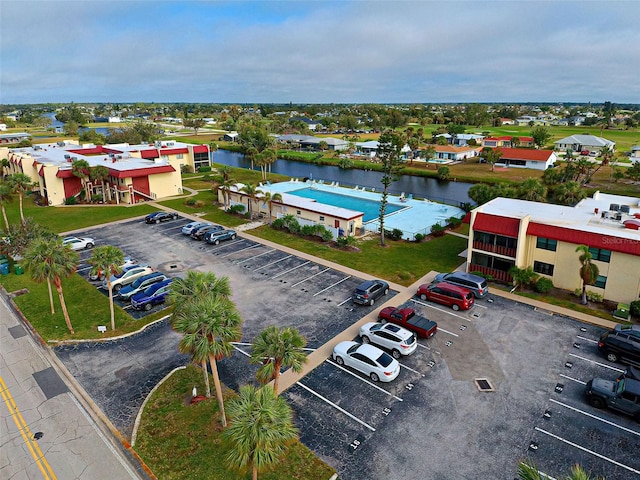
[490,147,557,170]
[482,136,534,148]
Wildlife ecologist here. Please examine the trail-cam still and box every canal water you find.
[212,149,474,205]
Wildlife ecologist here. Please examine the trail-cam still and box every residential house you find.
[467,192,640,304]
[482,136,534,148]
[492,148,557,170]
[554,135,615,154]
[431,145,482,162]
[276,134,348,151]
[223,132,239,142]
[435,133,484,147]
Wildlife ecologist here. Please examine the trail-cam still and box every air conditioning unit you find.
[64,154,70,159]
[117,155,123,160]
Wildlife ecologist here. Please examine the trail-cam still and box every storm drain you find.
[474,378,495,392]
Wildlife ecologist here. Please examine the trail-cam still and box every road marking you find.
[549,398,640,437]
[232,345,251,358]
[473,303,488,309]
[296,381,376,432]
[290,268,331,288]
[0,376,56,480]
[234,249,276,264]
[575,335,598,344]
[253,254,293,271]
[558,374,586,385]
[122,305,132,310]
[76,266,92,273]
[437,328,459,338]
[534,426,640,474]
[398,362,425,376]
[337,297,353,306]
[410,298,471,320]
[568,354,625,373]
[416,343,431,350]
[326,359,403,401]
[217,243,260,258]
[272,261,311,279]
[313,275,351,296]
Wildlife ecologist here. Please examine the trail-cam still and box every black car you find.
[192,224,223,241]
[598,324,640,364]
[352,279,389,306]
[145,211,179,224]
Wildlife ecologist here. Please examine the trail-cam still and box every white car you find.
[181,221,210,235]
[359,322,417,358]
[103,265,154,293]
[89,256,136,281]
[63,236,94,250]
[332,340,400,383]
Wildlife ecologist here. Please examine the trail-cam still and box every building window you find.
[319,216,325,221]
[176,154,183,159]
[536,237,557,251]
[588,247,611,263]
[296,210,301,215]
[161,155,169,160]
[533,261,554,276]
[594,275,607,288]
[509,159,526,166]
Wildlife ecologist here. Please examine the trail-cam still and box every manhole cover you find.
[474,378,495,392]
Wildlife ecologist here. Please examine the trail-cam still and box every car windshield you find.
[376,352,394,367]
[370,324,383,332]
[130,277,147,288]
[347,344,359,355]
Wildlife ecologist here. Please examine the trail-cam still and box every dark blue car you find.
[131,278,175,311]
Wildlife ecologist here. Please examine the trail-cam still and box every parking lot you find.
[55,214,640,480]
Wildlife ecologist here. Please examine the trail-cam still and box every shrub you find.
[301,225,316,237]
[65,196,77,205]
[630,300,640,318]
[192,200,205,208]
[271,218,284,229]
[181,164,193,174]
[535,277,554,293]
[573,289,604,303]
[202,174,213,181]
[337,235,356,248]
[384,229,403,241]
[447,217,462,228]
[228,204,245,215]
[338,158,354,169]
[185,198,196,206]
[321,229,334,242]
[430,223,446,237]
[91,194,103,203]
[437,166,451,180]
[414,233,425,243]
[198,166,212,173]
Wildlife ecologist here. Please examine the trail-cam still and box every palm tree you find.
[240,183,259,219]
[1,158,10,177]
[71,159,91,201]
[576,245,599,305]
[88,246,125,331]
[245,146,258,171]
[518,461,604,480]
[89,165,110,202]
[258,191,282,225]
[223,385,298,480]
[556,181,586,206]
[249,326,307,395]
[7,173,34,225]
[518,178,547,202]
[261,149,277,178]
[172,295,242,427]
[0,181,13,232]
[23,237,79,334]
[168,271,232,398]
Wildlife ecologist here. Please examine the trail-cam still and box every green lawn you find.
[249,226,469,286]
[134,365,335,480]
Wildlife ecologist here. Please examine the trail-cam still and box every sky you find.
[1,0,639,105]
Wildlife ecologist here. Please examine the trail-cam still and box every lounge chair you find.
[407,194,413,200]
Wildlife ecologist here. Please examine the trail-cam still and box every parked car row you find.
[181,221,238,245]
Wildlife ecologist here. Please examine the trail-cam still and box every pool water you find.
[289,187,403,222]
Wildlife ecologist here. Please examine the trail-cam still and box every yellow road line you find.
[0,376,56,479]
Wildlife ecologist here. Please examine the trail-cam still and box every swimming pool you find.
[289,187,404,222]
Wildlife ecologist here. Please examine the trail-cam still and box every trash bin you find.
[0,263,9,275]
[14,264,23,275]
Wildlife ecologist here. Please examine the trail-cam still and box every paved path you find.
[0,293,151,480]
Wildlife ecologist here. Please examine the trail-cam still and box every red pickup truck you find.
[377,307,438,338]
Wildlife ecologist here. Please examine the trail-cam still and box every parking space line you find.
[474,303,488,309]
[235,249,276,264]
[558,374,586,385]
[232,345,251,358]
[217,243,260,258]
[416,343,431,350]
[290,268,331,288]
[325,359,403,401]
[312,275,351,296]
[437,328,459,337]
[535,427,640,474]
[398,363,425,377]
[76,266,92,273]
[575,335,598,344]
[337,297,353,307]
[253,255,292,271]
[568,354,625,373]
[549,399,640,437]
[410,298,471,320]
[272,261,311,279]
[211,238,245,250]
[296,381,376,432]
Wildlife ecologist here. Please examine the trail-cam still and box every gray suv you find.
[352,279,389,306]
[585,376,640,421]
[434,271,489,298]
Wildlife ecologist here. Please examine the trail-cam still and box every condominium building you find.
[467,193,640,304]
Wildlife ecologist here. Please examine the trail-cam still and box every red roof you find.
[109,165,175,179]
[140,149,159,159]
[56,170,75,178]
[158,148,189,155]
[193,145,208,154]
[67,146,123,155]
[527,223,640,256]
[485,136,534,142]
[496,148,554,162]
[473,213,520,237]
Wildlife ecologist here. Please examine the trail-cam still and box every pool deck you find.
[257,180,464,240]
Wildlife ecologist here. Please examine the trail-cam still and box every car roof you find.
[356,343,386,359]
[144,278,173,295]
[431,281,471,293]
[623,378,640,396]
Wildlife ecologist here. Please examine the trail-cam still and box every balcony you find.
[469,264,513,284]
[473,241,516,258]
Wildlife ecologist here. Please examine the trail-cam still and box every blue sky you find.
[1,1,638,104]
